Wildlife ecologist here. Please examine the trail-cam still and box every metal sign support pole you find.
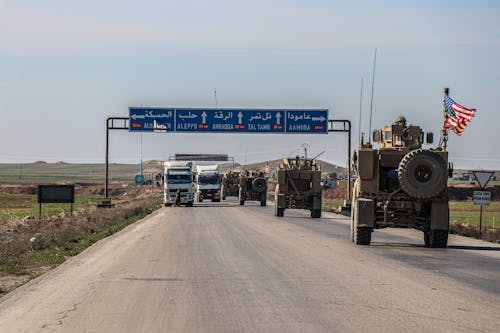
[100,117,128,207]
[479,205,483,239]
[328,119,352,201]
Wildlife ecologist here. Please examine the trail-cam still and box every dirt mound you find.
[448,185,500,201]
[0,185,37,195]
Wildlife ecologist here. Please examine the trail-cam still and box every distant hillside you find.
[0,158,346,184]
[235,158,346,176]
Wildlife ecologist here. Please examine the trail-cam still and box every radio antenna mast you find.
[368,48,377,144]
[358,77,363,147]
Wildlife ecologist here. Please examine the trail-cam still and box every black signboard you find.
[38,185,75,204]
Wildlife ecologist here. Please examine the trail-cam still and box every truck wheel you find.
[311,209,321,218]
[424,231,430,247]
[428,230,448,248]
[185,201,194,207]
[398,149,447,199]
[355,227,372,245]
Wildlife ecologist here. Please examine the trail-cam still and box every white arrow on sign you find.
[312,116,326,122]
[472,171,495,189]
[275,112,282,125]
[201,111,207,124]
[237,112,243,124]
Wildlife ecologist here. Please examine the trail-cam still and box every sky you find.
[1,0,499,170]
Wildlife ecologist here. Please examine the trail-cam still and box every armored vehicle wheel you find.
[398,149,447,199]
[426,230,448,248]
[252,178,267,192]
[355,227,372,245]
[311,209,321,218]
[274,202,285,217]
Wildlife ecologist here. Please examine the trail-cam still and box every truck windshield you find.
[166,174,192,184]
[198,176,219,185]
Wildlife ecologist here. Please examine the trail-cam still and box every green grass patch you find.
[0,209,155,278]
[0,163,144,183]
[0,193,102,222]
[449,201,500,227]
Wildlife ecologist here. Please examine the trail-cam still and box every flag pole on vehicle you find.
[440,87,450,151]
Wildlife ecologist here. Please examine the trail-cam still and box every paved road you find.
[1,198,499,332]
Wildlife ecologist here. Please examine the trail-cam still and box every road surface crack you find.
[41,302,81,331]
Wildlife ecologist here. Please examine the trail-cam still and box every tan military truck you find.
[239,171,267,206]
[352,118,451,247]
[274,157,322,218]
[221,171,240,200]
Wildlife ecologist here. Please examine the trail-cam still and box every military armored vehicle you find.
[352,118,451,247]
[239,171,268,206]
[274,157,322,218]
[221,171,240,200]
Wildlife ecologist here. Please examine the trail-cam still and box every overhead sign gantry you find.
[101,107,351,205]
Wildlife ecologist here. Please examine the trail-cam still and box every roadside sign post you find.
[472,170,495,239]
[37,185,75,220]
[473,191,491,239]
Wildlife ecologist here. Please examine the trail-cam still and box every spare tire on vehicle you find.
[398,149,447,199]
[252,178,267,192]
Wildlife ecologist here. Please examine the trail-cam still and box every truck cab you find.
[195,165,221,202]
[164,161,194,207]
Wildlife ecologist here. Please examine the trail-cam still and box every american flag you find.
[442,95,476,135]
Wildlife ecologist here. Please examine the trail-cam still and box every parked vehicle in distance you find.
[164,161,194,207]
[221,171,240,200]
[239,170,267,206]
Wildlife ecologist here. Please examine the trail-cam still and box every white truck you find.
[164,161,194,207]
[195,165,221,202]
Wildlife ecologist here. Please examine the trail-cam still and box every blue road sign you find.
[129,108,175,132]
[175,109,286,133]
[286,110,328,133]
[129,108,328,134]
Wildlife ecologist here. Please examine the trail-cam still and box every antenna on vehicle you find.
[214,88,218,108]
[358,77,363,147]
[368,48,377,144]
[312,150,326,160]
